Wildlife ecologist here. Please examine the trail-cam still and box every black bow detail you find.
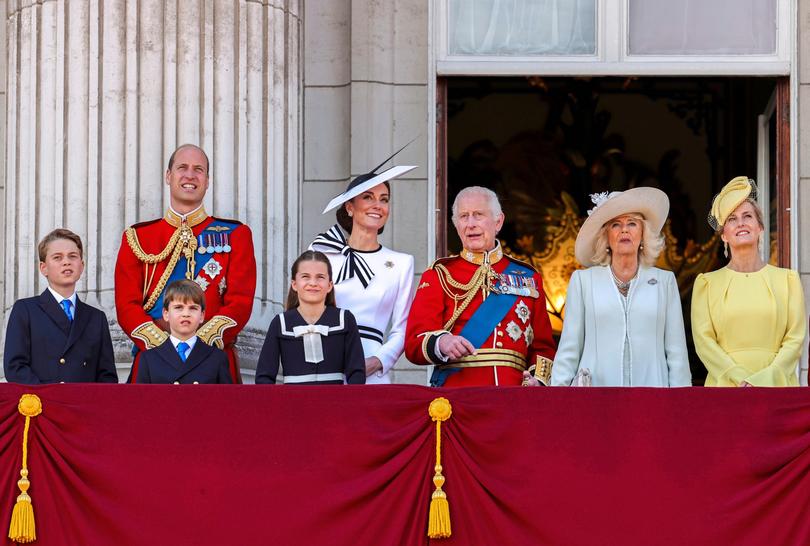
[311,225,374,288]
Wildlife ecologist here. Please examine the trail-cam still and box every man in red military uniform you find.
[405,186,555,387]
[115,144,256,383]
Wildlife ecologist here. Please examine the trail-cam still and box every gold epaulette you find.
[131,321,169,349]
[197,315,237,349]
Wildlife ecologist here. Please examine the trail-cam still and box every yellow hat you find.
[708,176,757,231]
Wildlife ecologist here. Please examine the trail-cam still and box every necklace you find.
[610,266,636,297]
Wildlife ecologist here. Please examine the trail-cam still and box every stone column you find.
[301,0,430,384]
[3,0,301,381]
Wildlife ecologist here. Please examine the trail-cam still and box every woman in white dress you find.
[550,187,691,387]
[311,159,417,384]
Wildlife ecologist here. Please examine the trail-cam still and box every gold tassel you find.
[8,394,42,544]
[427,397,452,539]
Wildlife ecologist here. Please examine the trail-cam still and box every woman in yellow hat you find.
[691,177,806,386]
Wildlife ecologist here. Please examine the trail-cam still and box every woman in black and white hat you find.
[310,153,416,384]
[550,187,691,387]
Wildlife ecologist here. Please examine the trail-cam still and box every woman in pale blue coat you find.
[550,188,691,387]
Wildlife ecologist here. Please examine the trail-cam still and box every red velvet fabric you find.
[1,384,809,546]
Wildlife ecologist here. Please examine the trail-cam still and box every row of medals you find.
[196,233,232,254]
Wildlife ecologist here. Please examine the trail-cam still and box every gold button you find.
[173,381,180,385]
[496,342,503,348]
[497,331,503,337]
[59,358,65,364]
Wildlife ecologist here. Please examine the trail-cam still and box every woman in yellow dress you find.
[691,177,806,386]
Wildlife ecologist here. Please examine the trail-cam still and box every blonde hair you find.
[718,197,764,232]
[590,214,665,267]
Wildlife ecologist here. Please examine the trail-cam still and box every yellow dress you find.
[691,265,806,387]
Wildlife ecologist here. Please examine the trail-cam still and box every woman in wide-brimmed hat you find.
[308,150,417,384]
[550,187,691,387]
[691,177,805,387]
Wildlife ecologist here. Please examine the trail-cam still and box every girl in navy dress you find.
[256,251,365,384]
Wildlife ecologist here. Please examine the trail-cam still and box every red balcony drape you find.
[1,384,809,546]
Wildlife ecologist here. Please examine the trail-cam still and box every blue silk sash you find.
[431,261,533,386]
[146,219,238,320]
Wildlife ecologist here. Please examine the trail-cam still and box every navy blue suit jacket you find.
[3,290,118,384]
[135,339,232,384]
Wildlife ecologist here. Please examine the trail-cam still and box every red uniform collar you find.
[460,242,503,266]
[164,206,208,228]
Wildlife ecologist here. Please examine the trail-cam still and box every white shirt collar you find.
[47,286,77,307]
[169,335,198,352]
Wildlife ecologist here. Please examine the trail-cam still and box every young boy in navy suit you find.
[136,280,232,384]
[3,229,118,384]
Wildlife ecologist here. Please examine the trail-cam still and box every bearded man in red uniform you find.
[405,186,555,387]
[115,144,256,383]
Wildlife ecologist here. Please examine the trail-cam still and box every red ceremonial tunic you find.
[114,207,256,383]
[405,246,555,386]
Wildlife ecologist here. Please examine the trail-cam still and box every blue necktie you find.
[176,342,190,363]
[60,299,73,322]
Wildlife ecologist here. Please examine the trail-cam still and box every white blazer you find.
[551,265,691,387]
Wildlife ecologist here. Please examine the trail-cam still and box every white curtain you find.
[629,0,776,55]
[449,0,596,56]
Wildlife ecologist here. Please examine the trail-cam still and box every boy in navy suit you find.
[136,280,232,384]
[3,229,118,384]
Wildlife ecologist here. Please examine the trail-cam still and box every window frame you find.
[435,0,791,76]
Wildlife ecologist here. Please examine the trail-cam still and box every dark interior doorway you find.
[439,76,785,384]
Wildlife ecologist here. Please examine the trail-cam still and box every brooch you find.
[506,321,522,342]
[194,275,210,291]
[515,300,531,324]
[203,258,223,279]
[648,279,657,285]
[385,260,394,269]
[524,325,534,345]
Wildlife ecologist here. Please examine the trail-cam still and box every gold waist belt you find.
[445,348,528,372]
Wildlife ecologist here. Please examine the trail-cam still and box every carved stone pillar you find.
[3,0,301,381]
